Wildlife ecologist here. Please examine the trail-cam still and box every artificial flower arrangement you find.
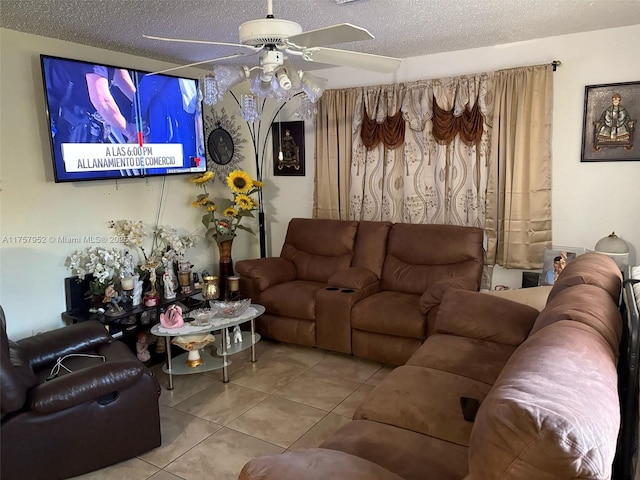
[65,221,196,297]
[65,246,134,296]
[108,219,196,265]
[189,170,263,244]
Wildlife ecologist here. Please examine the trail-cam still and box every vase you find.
[217,239,234,300]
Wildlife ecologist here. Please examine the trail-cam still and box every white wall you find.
[2,25,639,338]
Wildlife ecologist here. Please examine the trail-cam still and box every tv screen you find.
[40,54,207,182]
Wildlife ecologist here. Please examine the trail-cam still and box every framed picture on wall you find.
[581,80,640,162]
[272,121,305,176]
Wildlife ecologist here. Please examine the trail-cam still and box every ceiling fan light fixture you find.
[275,69,292,90]
[300,71,328,103]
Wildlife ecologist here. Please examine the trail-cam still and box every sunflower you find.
[189,171,214,185]
[235,194,253,210]
[227,170,252,194]
[253,180,264,188]
[207,204,217,212]
[223,207,239,217]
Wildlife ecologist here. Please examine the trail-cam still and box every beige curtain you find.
[313,89,357,219]
[349,76,491,226]
[484,64,553,268]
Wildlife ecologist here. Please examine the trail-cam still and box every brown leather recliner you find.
[0,306,161,480]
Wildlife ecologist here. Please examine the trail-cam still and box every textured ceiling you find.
[2,0,640,72]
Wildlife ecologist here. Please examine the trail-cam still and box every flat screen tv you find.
[40,54,207,182]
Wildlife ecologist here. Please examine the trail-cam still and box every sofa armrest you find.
[328,267,379,289]
[239,448,404,480]
[236,257,297,293]
[435,288,539,346]
[28,360,145,414]
[17,321,112,370]
[419,277,479,315]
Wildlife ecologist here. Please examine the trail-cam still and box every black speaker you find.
[64,276,90,313]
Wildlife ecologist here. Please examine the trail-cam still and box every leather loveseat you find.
[236,218,484,365]
[1,309,161,480]
[239,252,627,480]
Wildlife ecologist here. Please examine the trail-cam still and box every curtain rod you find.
[551,60,562,72]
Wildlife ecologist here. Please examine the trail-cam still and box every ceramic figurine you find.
[136,332,151,362]
[132,274,143,307]
[163,271,176,299]
[233,325,243,344]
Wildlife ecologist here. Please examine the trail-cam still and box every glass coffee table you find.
[150,304,265,389]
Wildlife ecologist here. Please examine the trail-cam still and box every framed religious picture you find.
[581,81,640,162]
[272,121,305,176]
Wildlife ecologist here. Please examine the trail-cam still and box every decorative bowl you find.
[187,307,218,326]
[211,298,251,318]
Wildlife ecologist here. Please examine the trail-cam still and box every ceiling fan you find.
[143,0,401,96]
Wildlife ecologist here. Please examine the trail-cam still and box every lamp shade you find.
[594,231,629,270]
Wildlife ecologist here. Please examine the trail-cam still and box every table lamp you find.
[594,231,629,270]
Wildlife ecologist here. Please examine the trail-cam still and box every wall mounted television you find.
[40,54,207,182]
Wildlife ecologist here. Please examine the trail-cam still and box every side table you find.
[150,304,265,389]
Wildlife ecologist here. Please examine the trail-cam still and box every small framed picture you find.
[581,81,640,162]
[272,121,305,176]
[540,248,579,286]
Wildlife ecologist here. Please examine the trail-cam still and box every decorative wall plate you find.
[203,106,246,179]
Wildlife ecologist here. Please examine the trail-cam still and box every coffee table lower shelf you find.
[163,332,261,376]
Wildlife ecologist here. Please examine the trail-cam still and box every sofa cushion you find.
[381,223,483,294]
[280,218,358,283]
[419,277,480,314]
[483,285,552,312]
[354,365,492,447]
[407,334,516,385]
[321,420,469,480]
[467,319,620,480]
[352,221,392,277]
[548,251,622,303]
[239,447,405,480]
[351,291,426,339]
[529,284,622,352]
[434,288,539,346]
[258,280,325,320]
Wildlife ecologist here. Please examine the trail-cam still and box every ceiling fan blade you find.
[304,47,401,73]
[147,53,249,76]
[143,34,260,52]
[286,23,373,48]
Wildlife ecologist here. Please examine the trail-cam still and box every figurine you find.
[233,325,243,344]
[136,332,151,362]
[163,271,176,299]
[132,274,143,307]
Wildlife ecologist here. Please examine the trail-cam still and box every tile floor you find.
[71,338,393,480]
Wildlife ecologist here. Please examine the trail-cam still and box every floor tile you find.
[260,341,330,368]
[226,396,327,448]
[312,352,383,383]
[229,356,308,394]
[274,369,362,411]
[140,405,222,468]
[69,457,159,480]
[288,412,351,451]
[366,365,395,385]
[154,366,221,407]
[148,470,185,480]
[332,383,376,418]
[175,382,268,425]
[164,427,282,480]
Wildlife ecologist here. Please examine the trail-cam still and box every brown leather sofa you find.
[239,252,626,480]
[0,308,161,480]
[236,218,484,365]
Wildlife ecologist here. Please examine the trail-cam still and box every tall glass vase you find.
[217,239,234,299]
